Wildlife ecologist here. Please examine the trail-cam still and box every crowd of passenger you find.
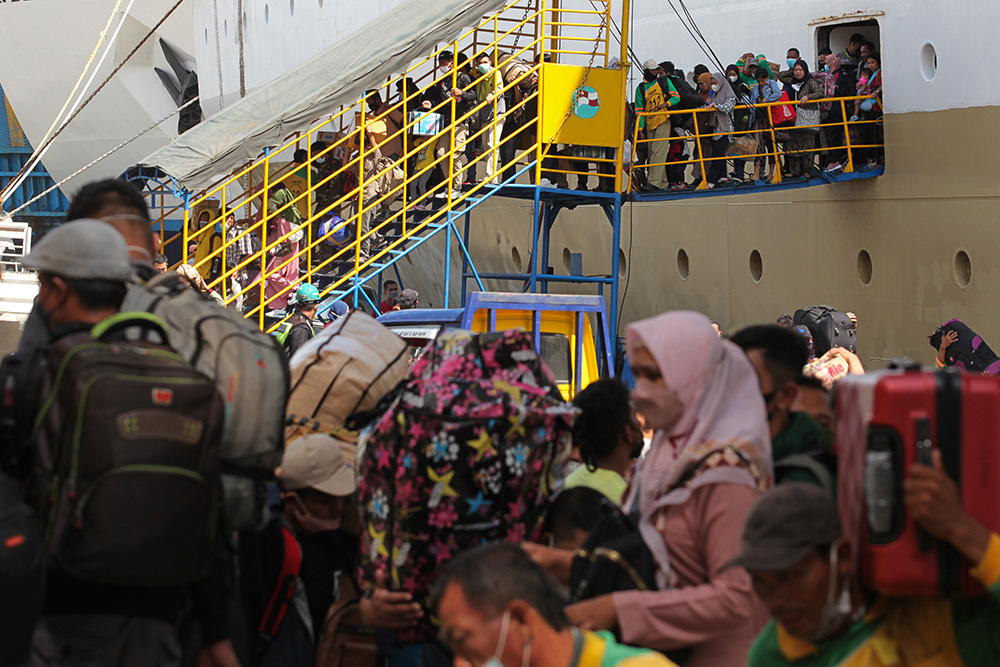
[2,178,996,667]
[632,33,884,191]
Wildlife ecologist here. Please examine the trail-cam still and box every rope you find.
[0,0,134,206]
[237,0,247,97]
[212,0,226,109]
[0,0,189,211]
[6,97,200,218]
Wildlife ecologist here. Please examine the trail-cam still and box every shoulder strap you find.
[773,453,835,493]
[257,524,303,643]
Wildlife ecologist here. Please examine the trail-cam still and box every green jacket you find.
[772,411,837,492]
[748,534,1000,666]
[634,78,679,131]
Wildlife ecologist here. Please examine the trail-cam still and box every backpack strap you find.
[90,312,170,343]
[258,524,303,644]
[774,453,835,493]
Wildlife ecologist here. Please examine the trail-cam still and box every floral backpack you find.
[357,329,576,642]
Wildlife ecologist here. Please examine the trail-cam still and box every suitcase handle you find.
[914,417,934,553]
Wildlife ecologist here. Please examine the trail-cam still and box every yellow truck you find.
[376,291,614,399]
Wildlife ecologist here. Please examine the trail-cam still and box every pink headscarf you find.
[625,311,772,585]
[826,53,841,72]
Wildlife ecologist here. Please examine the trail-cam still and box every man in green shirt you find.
[433,543,678,667]
[728,480,1000,666]
[634,60,679,191]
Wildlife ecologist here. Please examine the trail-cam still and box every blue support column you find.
[528,187,543,293]
[461,210,472,307]
[444,214,453,308]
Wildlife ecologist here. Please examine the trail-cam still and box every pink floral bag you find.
[357,329,576,642]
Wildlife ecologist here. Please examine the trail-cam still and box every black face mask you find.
[643,69,657,82]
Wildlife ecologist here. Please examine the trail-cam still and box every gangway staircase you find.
[146,0,884,341]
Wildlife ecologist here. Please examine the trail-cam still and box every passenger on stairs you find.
[354,89,405,257]
[421,51,476,198]
[474,53,506,185]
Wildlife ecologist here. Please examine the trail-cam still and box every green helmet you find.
[295,283,320,305]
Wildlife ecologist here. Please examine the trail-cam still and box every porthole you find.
[955,250,971,288]
[676,249,689,281]
[749,249,763,283]
[857,249,872,285]
[920,43,937,82]
[562,247,572,272]
[618,248,627,278]
[511,246,523,272]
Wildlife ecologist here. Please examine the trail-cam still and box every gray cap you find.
[21,219,132,281]
[280,433,356,496]
[723,483,842,572]
[399,288,418,300]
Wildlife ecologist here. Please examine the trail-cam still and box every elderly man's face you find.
[437,584,523,667]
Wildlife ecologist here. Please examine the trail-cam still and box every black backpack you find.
[0,473,44,667]
[928,319,1000,374]
[34,312,224,587]
[665,75,703,111]
[793,305,857,355]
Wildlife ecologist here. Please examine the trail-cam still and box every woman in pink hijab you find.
[566,311,772,667]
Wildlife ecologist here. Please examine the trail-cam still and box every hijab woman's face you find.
[793,64,806,79]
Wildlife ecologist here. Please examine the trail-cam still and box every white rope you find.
[0,0,137,206]
[6,97,200,218]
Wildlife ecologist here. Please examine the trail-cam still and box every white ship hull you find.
[1,0,998,363]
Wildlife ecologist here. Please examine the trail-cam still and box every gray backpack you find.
[121,272,289,529]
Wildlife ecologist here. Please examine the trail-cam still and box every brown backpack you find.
[314,578,377,667]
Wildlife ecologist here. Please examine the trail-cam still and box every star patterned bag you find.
[357,329,576,642]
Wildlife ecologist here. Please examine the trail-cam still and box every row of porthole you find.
[505,247,629,277]
[674,248,973,289]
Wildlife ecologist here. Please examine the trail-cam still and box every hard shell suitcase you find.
[836,366,1000,597]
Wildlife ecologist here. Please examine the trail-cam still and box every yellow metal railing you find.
[627,95,884,191]
[173,0,615,334]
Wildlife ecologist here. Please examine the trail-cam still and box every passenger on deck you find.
[817,47,833,73]
[777,60,822,178]
[852,53,883,166]
[704,73,737,187]
[749,67,782,183]
[636,59,679,192]
[822,53,857,174]
[784,48,801,72]
[837,33,867,75]
[727,64,752,181]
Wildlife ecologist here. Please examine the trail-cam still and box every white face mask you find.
[803,543,855,642]
[728,75,738,83]
[711,83,721,93]
[483,610,511,667]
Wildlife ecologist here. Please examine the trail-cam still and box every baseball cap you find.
[399,288,418,300]
[723,483,842,572]
[280,433,356,496]
[748,57,761,67]
[642,59,659,71]
[21,219,132,281]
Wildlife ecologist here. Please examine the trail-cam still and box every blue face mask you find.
[787,58,798,68]
[824,65,830,72]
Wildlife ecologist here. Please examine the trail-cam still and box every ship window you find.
[920,43,937,81]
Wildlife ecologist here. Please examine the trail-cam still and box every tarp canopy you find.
[140,0,509,192]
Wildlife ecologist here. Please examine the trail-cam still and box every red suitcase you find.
[836,365,1000,597]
